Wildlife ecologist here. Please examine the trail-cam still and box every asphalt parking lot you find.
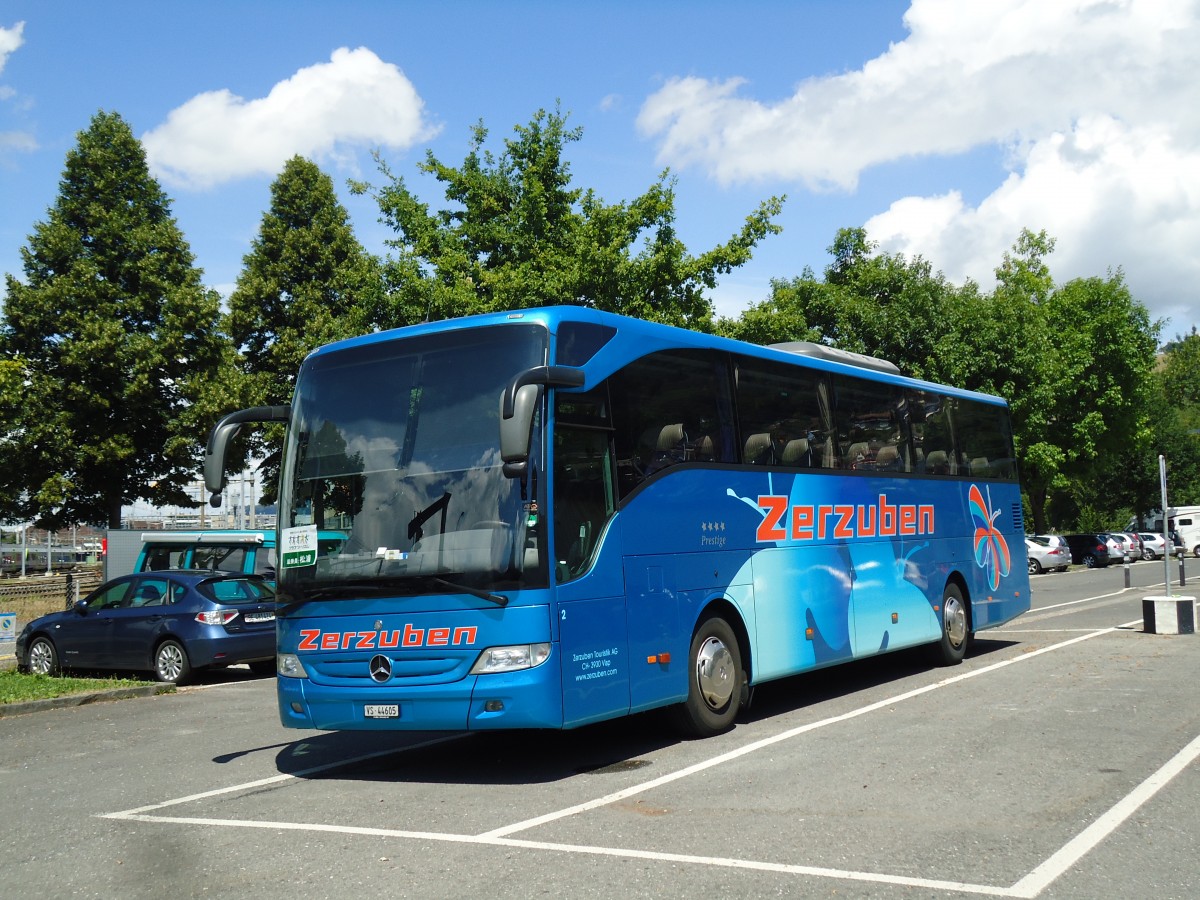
[1,561,1197,899]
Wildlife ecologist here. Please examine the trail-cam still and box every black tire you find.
[1027,557,1042,575]
[1084,553,1097,568]
[27,635,59,676]
[249,659,277,677]
[930,583,970,666]
[670,615,744,738]
[154,639,192,684]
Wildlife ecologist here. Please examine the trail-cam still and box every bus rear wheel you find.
[930,583,970,666]
[671,615,744,738]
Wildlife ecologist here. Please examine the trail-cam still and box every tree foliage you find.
[218,156,382,488]
[0,111,225,528]
[354,107,783,331]
[721,227,1170,533]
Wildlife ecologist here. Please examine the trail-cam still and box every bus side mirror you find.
[500,384,540,478]
[204,406,290,506]
[499,365,585,479]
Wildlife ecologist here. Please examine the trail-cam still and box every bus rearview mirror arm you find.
[500,366,585,478]
[204,405,290,507]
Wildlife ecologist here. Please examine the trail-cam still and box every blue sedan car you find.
[16,570,277,684]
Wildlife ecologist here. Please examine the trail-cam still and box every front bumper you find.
[277,650,564,730]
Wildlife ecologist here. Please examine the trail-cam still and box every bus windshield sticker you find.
[281,525,318,570]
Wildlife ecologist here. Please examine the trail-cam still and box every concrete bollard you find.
[1123,562,1131,589]
[1142,595,1197,635]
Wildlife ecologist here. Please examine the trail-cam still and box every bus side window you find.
[910,390,952,474]
[951,398,1016,479]
[553,426,615,581]
[609,350,734,497]
[832,376,909,472]
[734,356,831,469]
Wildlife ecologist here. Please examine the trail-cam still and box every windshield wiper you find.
[434,577,508,607]
[281,574,508,607]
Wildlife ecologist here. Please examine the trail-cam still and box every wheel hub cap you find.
[695,636,735,709]
[944,596,967,649]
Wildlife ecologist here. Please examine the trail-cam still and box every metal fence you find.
[0,568,104,627]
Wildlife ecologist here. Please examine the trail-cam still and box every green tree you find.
[1041,271,1158,527]
[1139,330,1200,510]
[721,227,1161,535]
[0,111,225,529]
[723,229,978,383]
[354,107,783,331]
[977,231,1057,532]
[1161,328,1200,431]
[0,358,26,513]
[220,156,382,488]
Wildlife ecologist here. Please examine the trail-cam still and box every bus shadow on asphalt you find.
[269,638,1020,786]
[742,636,1018,724]
[272,715,681,785]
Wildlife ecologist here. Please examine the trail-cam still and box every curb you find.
[0,683,175,718]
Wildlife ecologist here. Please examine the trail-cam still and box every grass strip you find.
[0,669,148,704]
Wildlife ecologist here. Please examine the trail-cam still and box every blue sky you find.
[2,0,1197,338]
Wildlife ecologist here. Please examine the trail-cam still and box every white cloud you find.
[0,21,24,73]
[0,130,36,152]
[0,21,36,161]
[638,0,1200,330]
[866,115,1200,328]
[143,47,440,190]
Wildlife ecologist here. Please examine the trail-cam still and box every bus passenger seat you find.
[875,444,900,470]
[694,435,715,461]
[657,423,687,463]
[925,450,949,474]
[781,438,811,466]
[743,433,773,465]
[847,441,871,467]
[970,456,990,476]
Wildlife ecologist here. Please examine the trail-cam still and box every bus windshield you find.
[277,323,548,600]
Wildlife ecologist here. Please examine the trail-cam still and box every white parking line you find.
[98,616,1194,898]
[1009,731,1200,898]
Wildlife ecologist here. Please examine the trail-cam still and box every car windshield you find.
[277,323,549,601]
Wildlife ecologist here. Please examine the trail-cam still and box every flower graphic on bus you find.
[969,483,1010,590]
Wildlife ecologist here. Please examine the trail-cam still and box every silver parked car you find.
[1025,537,1068,575]
[1112,532,1143,561]
[1102,533,1129,563]
[1027,535,1070,573]
[1138,533,1167,560]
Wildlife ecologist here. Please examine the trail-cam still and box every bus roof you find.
[308,306,1009,407]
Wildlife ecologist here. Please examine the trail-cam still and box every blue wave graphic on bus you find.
[727,475,940,674]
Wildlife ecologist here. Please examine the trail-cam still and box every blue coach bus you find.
[205,307,1029,737]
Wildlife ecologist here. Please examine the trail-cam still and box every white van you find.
[1126,507,1200,558]
[1169,506,1200,558]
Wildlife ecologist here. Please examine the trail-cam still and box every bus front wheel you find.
[930,583,970,666]
[671,615,744,738]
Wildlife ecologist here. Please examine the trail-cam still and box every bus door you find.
[553,419,630,728]
[556,554,629,728]
[622,555,681,712]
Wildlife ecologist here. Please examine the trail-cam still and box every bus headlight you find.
[469,643,551,674]
[278,653,309,678]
